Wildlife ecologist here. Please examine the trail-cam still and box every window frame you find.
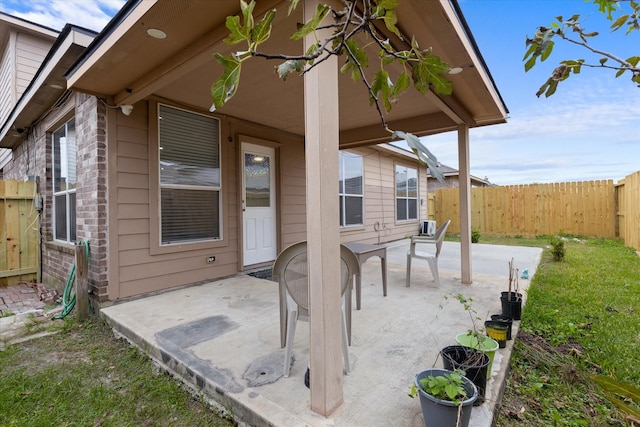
[52,118,77,244]
[338,151,364,228]
[149,101,227,254]
[395,163,419,222]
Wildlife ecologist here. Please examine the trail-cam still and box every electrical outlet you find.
[207,256,216,264]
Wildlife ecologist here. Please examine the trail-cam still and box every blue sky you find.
[2,0,638,185]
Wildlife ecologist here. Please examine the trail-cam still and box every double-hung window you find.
[158,104,221,244]
[52,118,76,242]
[339,151,364,227]
[395,164,418,221]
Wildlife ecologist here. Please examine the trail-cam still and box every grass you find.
[0,317,235,427]
[475,235,640,426]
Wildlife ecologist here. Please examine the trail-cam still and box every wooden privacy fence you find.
[435,179,619,239]
[0,180,39,286]
[616,171,640,251]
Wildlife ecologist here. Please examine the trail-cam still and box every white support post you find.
[458,124,472,284]
[303,0,344,416]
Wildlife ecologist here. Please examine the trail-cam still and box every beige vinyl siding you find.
[279,139,307,247]
[15,32,52,99]
[110,101,238,299]
[339,146,426,245]
[0,34,16,123]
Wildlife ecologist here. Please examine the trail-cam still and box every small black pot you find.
[490,314,513,340]
[440,345,490,406]
[500,292,523,320]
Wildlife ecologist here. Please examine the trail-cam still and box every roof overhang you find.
[66,0,508,147]
[0,25,96,149]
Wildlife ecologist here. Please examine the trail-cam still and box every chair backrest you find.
[272,241,360,313]
[433,219,451,257]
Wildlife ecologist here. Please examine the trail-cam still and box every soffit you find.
[67,0,508,146]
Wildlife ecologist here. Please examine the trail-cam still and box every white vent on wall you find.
[420,220,436,237]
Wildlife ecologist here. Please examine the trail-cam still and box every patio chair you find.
[272,241,359,377]
[406,220,451,287]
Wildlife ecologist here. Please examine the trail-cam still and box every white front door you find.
[242,142,277,266]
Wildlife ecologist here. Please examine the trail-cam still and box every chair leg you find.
[283,308,297,377]
[341,309,351,375]
[406,252,412,287]
[427,258,440,287]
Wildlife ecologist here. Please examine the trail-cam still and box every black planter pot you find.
[490,314,513,340]
[440,345,490,406]
[500,292,523,320]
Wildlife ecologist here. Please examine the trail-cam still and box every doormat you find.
[247,268,274,281]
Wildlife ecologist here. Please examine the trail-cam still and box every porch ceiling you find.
[66,0,508,146]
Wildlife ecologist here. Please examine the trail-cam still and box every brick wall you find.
[3,92,109,302]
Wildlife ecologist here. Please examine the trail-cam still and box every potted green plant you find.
[409,368,477,427]
[445,293,498,404]
[501,258,523,320]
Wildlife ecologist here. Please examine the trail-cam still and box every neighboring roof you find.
[427,163,492,186]
[0,23,97,149]
[0,11,59,41]
[65,0,508,148]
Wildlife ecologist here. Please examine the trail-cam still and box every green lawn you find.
[0,319,235,427]
[476,235,640,426]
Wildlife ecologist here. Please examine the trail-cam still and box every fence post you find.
[75,244,89,320]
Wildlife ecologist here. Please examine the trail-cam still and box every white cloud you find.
[2,0,125,32]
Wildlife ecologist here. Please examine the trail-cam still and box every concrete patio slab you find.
[100,240,542,427]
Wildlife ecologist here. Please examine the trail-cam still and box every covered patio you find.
[101,240,542,426]
[65,0,510,416]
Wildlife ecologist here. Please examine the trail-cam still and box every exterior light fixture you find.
[147,28,167,39]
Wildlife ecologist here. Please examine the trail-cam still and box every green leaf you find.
[276,59,304,80]
[240,0,255,32]
[599,57,608,65]
[224,15,248,45]
[592,374,640,402]
[371,69,392,111]
[373,1,402,39]
[626,56,640,67]
[291,4,330,40]
[611,14,629,31]
[412,55,452,95]
[615,68,625,78]
[392,71,410,98]
[341,39,368,82]
[211,54,242,110]
[287,0,301,16]
[251,9,276,45]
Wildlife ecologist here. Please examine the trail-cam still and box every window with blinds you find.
[339,151,364,227]
[158,104,221,244]
[395,164,418,221]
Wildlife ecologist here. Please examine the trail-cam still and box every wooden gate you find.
[0,180,39,286]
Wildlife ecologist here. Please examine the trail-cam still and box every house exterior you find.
[427,163,493,191]
[1,0,508,414]
[0,9,442,301]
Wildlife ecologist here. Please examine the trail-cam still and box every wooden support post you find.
[75,244,89,320]
[304,0,343,416]
[458,125,472,284]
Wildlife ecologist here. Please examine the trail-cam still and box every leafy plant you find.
[523,0,640,97]
[471,230,480,243]
[211,0,452,182]
[549,235,566,261]
[592,374,640,424]
[409,369,469,405]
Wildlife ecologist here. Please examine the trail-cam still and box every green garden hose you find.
[54,241,90,319]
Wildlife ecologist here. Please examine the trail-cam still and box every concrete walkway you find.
[101,240,542,427]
